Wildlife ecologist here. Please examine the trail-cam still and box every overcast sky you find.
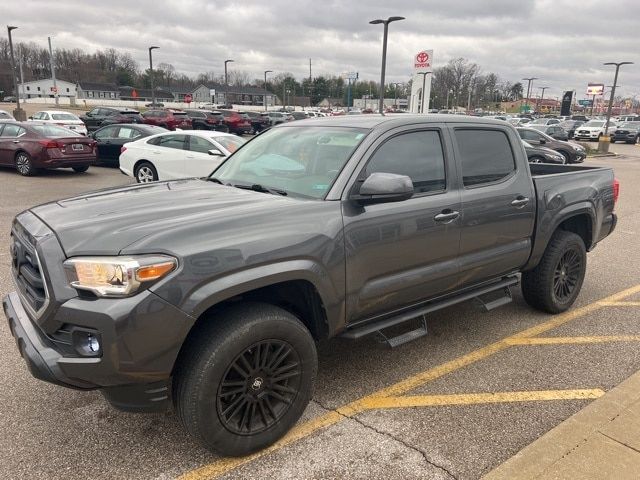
[5,0,639,99]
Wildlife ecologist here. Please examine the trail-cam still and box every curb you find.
[483,369,640,479]
[588,152,617,158]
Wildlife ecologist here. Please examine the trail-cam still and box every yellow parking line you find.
[360,389,605,410]
[178,283,640,480]
[598,301,640,307]
[507,335,640,346]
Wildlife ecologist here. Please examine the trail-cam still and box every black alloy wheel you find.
[217,339,302,435]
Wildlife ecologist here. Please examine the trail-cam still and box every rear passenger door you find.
[451,126,535,287]
[343,125,462,323]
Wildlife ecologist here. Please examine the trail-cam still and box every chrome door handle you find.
[12,140,20,143]
[511,197,530,208]
[434,211,460,223]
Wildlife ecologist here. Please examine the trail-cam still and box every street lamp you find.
[370,16,405,115]
[537,86,549,113]
[603,62,633,136]
[263,70,272,111]
[391,82,402,110]
[224,59,234,105]
[416,73,430,113]
[522,77,538,113]
[446,89,453,110]
[7,25,25,120]
[148,46,159,107]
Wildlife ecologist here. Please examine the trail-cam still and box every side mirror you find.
[539,138,546,144]
[352,172,414,205]
[208,149,224,156]
[28,116,33,120]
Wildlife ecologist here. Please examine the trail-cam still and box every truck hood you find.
[29,178,310,256]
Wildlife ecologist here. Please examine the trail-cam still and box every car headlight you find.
[64,255,177,297]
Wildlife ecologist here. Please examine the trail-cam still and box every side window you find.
[520,129,541,142]
[155,134,186,150]
[365,130,446,194]
[0,125,26,137]
[42,113,50,120]
[187,135,214,154]
[95,126,118,139]
[88,108,100,116]
[32,112,42,120]
[455,129,516,187]
[117,127,139,139]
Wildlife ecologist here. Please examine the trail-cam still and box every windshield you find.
[583,120,605,127]
[620,122,640,129]
[522,140,533,148]
[530,125,548,132]
[31,124,79,137]
[51,113,79,121]
[212,126,369,199]
[529,119,548,125]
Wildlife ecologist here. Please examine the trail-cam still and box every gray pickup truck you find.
[3,115,618,456]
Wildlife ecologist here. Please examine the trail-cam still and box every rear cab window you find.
[454,129,516,187]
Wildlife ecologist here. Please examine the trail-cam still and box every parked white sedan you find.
[119,130,245,183]
[29,110,88,135]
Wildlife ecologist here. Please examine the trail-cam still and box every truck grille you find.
[10,228,48,316]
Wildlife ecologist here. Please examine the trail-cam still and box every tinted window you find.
[518,129,543,142]
[88,108,101,116]
[51,113,78,120]
[94,126,118,139]
[0,111,12,119]
[0,124,26,137]
[455,129,515,187]
[29,125,75,137]
[187,135,213,154]
[365,130,446,194]
[149,134,185,150]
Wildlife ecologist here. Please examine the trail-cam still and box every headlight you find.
[64,255,177,297]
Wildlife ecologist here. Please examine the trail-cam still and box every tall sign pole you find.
[48,37,59,106]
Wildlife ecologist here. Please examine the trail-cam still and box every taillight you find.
[38,139,62,149]
[613,178,620,205]
[121,146,127,154]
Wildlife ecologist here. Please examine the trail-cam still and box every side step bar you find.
[340,276,519,346]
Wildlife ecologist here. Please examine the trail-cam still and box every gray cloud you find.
[4,0,639,99]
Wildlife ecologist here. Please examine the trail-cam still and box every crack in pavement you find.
[313,398,458,480]
[598,431,640,455]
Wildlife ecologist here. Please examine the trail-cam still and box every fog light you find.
[72,329,102,357]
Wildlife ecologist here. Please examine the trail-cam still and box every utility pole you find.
[309,58,312,108]
[7,25,25,120]
[263,70,272,111]
[603,61,633,135]
[18,45,25,101]
[522,77,538,113]
[48,37,59,106]
[370,16,405,114]
[148,46,159,106]
[537,86,548,113]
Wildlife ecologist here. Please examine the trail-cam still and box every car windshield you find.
[211,126,369,199]
[212,135,246,153]
[30,124,79,137]
[522,140,533,148]
[583,121,605,127]
[620,122,640,129]
[529,119,547,125]
[51,113,79,120]
[530,125,548,132]
[121,111,141,116]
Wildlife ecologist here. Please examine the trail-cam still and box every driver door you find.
[342,125,462,324]
[185,135,225,177]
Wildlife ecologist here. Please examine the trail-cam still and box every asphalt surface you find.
[0,144,639,480]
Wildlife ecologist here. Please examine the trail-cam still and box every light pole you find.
[446,89,453,110]
[263,70,272,111]
[522,77,538,114]
[391,82,402,109]
[224,59,234,105]
[537,86,549,113]
[603,62,633,135]
[370,16,405,115]
[416,73,430,113]
[48,37,58,106]
[148,46,159,106]
[7,25,25,120]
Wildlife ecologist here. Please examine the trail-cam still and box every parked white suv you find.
[573,120,617,141]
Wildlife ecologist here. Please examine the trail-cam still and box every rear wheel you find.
[522,230,586,313]
[72,165,89,173]
[174,303,317,456]
[529,156,544,163]
[134,161,158,183]
[558,151,570,164]
[15,152,36,176]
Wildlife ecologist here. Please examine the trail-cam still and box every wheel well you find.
[133,159,153,173]
[558,214,592,248]
[177,279,328,360]
[14,150,29,160]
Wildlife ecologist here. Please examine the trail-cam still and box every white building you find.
[17,78,77,99]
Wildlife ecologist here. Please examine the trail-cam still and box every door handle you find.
[152,150,161,154]
[511,196,530,208]
[12,140,20,143]
[434,210,460,223]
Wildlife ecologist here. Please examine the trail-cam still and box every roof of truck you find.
[274,114,509,129]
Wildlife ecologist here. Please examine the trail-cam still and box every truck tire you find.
[521,230,586,313]
[174,302,317,456]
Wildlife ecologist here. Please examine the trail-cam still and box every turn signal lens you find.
[613,178,620,205]
[136,262,176,281]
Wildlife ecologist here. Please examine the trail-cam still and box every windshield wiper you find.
[232,183,288,196]
[208,177,224,184]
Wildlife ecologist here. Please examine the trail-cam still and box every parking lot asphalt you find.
[1,143,639,480]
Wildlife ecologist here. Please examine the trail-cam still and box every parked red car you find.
[0,122,97,176]
[141,109,193,130]
[217,109,252,134]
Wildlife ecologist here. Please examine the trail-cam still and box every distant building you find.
[317,98,343,108]
[16,78,77,98]
[118,86,174,102]
[207,84,277,106]
[77,82,119,100]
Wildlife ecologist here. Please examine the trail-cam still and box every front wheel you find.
[558,151,570,164]
[521,230,586,313]
[174,303,317,456]
[15,152,37,176]
[529,156,544,163]
[134,161,158,183]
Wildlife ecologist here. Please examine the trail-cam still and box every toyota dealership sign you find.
[414,50,433,74]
